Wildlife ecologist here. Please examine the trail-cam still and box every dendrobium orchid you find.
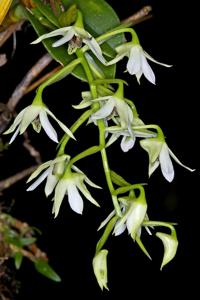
[90,94,134,131]
[140,136,195,182]
[92,249,109,291]
[107,43,171,84]
[52,168,101,217]
[4,102,74,143]
[27,155,70,196]
[99,187,147,240]
[32,11,107,64]
[105,124,156,152]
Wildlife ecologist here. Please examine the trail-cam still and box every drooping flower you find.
[27,155,70,197]
[156,230,178,270]
[92,249,109,291]
[90,95,134,130]
[140,137,195,182]
[52,169,101,217]
[4,103,74,143]
[105,124,156,152]
[99,187,147,240]
[32,11,106,64]
[107,43,171,84]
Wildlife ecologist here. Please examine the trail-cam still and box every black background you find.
[0,0,199,299]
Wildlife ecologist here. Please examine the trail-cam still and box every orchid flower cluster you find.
[4,4,194,290]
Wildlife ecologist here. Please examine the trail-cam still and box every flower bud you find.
[92,249,109,290]
[156,230,178,270]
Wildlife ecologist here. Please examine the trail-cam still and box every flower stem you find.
[76,50,122,217]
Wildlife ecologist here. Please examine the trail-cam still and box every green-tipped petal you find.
[140,138,163,163]
[46,108,75,140]
[20,105,41,134]
[4,108,26,134]
[53,179,68,217]
[27,160,52,183]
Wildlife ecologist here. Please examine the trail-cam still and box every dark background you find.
[0,0,199,299]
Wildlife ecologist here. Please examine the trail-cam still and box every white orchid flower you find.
[140,138,195,182]
[105,124,156,152]
[32,11,106,65]
[27,155,70,197]
[107,43,171,84]
[92,249,109,291]
[156,230,178,270]
[4,103,74,143]
[90,95,134,130]
[52,170,101,217]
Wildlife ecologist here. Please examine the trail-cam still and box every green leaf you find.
[33,0,60,27]
[34,259,61,282]
[19,237,37,246]
[14,252,23,269]
[96,216,117,253]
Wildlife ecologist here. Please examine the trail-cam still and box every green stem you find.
[69,145,103,167]
[76,50,122,217]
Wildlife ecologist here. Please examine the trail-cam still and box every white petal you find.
[159,143,174,182]
[26,168,50,191]
[149,160,160,177]
[20,105,41,133]
[31,27,71,44]
[144,50,172,67]
[127,46,141,75]
[168,147,195,172]
[120,135,135,152]
[4,108,26,134]
[77,181,100,207]
[46,108,75,140]
[39,110,58,143]
[83,37,107,65]
[91,99,115,120]
[52,29,75,47]
[45,172,58,197]
[141,54,155,85]
[67,182,84,214]
[84,176,102,189]
[27,161,52,182]
[54,179,68,217]
[9,126,20,144]
[114,222,126,236]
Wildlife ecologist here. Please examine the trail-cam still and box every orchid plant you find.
[1,0,195,291]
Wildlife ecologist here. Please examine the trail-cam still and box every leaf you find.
[14,252,23,270]
[19,237,37,246]
[33,0,60,27]
[34,259,61,282]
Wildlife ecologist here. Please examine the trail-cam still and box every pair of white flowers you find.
[32,21,170,85]
[26,155,100,217]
